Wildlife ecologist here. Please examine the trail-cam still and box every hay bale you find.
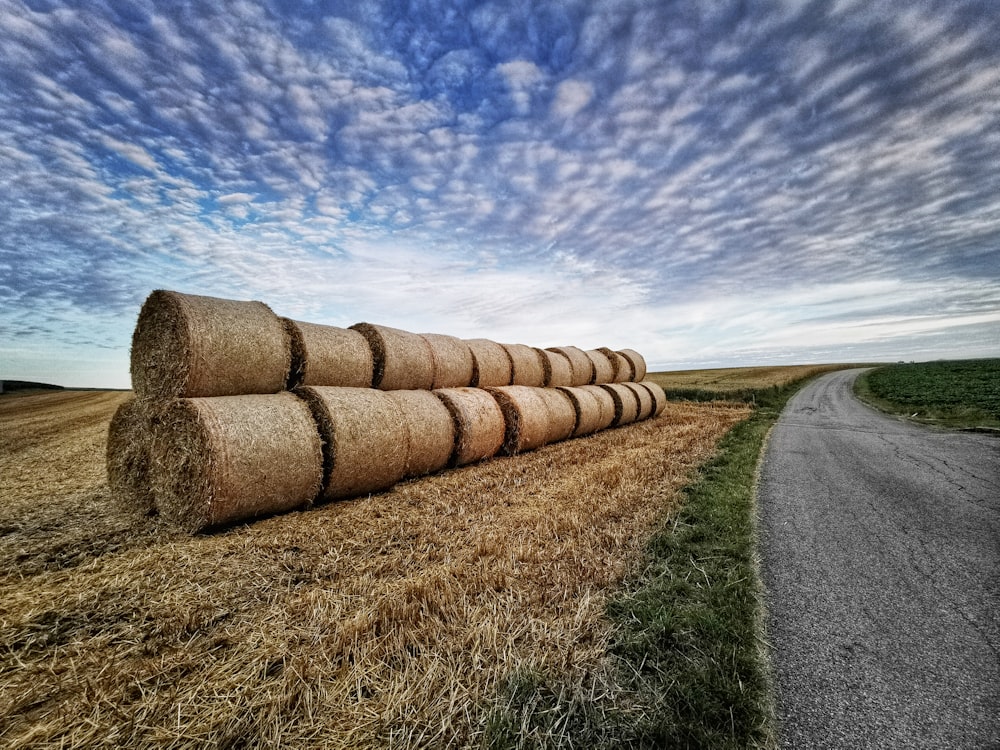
[283,319,374,389]
[130,290,291,399]
[421,333,475,389]
[487,386,552,455]
[466,338,513,387]
[585,349,615,385]
[556,386,615,437]
[599,383,641,426]
[618,349,647,381]
[151,393,323,532]
[387,389,455,477]
[537,387,577,443]
[434,387,505,466]
[503,343,546,387]
[546,346,595,386]
[622,381,654,420]
[350,323,434,391]
[106,398,164,516]
[597,347,631,383]
[638,380,666,417]
[298,386,409,501]
[537,348,573,387]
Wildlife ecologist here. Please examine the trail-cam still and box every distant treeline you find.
[0,380,64,394]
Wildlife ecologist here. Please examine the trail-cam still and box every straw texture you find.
[585,349,616,385]
[351,323,435,391]
[598,347,632,383]
[537,387,577,444]
[106,398,163,515]
[503,344,546,387]
[622,381,654,420]
[487,386,552,455]
[556,386,615,437]
[638,380,667,417]
[537,348,574,387]
[284,319,374,389]
[422,333,475,389]
[130,290,291,399]
[599,383,641,426]
[387,389,455,477]
[546,346,595,386]
[465,338,513,387]
[618,349,647,381]
[151,393,323,532]
[298,386,409,501]
[434,387,505,466]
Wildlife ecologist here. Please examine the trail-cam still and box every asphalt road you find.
[759,368,1000,749]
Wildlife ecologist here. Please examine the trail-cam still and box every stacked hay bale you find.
[111,289,664,532]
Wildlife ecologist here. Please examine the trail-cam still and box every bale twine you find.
[421,333,475,389]
[585,349,615,385]
[546,346,595,386]
[537,387,577,444]
[150,393,323,533]
[106,398,165,516]
[487,386,552,455]
[434,387,506,466]
[618,349,647,381]
[503,343,546,387]
[130,290,291,399]
[536,348,573,387]
[622,381,654,420]
[597,347,632,383]
[599,383,641,426]
[350,323,434,391]
[638,380,666,417]
[556,386,615,437]
[283,319,374,389]
[465,338,513,387]
[297,386,409,501]
[387,389,455,478]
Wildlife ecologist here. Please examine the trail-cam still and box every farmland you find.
[648,364,861,403]
[0,387,750,748]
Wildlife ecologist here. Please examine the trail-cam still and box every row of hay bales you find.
[109,291,664,532]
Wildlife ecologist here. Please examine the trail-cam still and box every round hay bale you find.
[537,387,576,443]
[597,347,631,383]
[421,333,475,389]
[350,323,434,391]
[503,343,546,387]
[546,346,595,386]
[465,338,513,387]
[434,387,505,466]
[599,383,641,426]
[284,319,374,389]
[387,389,455,477]
[637,380,666,417]
[622,381,654,420]
[537,348,573,387]
[618,349,647,381]
[486,385,551,455]
[130,290,291,399]
[151,393,323,533]
[585,349,615,385]
[106,398,165,516]
[556,386,614,437]
[298,386,409,501]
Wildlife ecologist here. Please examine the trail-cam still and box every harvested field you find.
[648,364,856,393]
[0,390,749,748]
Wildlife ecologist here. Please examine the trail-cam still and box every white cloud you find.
[551,79,594,118]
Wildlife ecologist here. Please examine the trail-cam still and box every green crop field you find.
[855,359,1000,430]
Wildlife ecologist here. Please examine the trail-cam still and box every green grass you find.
[855,359,1000,430]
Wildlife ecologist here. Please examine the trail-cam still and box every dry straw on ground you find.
[487,386,553,455]
[351,323,435,391]
[585,349,616,385]
[638,380,667,417]
[537,348,574,387]
[537,387,577,444]
[283,319,374,389]
[106,397,163,516]
[421,334,475,389]
[464,338,513,388]
[546,346,595,386]
[297,386,409,501]
[130,290,291,399]
[387,389,455,478]
[618,349,647,382]
[557,386,616,437]
[433,387,506,466]
[151,393,323,533]
[1,389,750,749]
[600,383,641,426]
[503,344,546,387]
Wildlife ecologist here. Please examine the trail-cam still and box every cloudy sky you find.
[2,0,998,388]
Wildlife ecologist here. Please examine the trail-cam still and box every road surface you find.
[759,368,1000,749]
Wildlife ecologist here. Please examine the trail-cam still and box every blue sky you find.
[2,0,998,388]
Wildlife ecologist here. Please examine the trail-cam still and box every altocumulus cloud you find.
[1,0,998,387]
